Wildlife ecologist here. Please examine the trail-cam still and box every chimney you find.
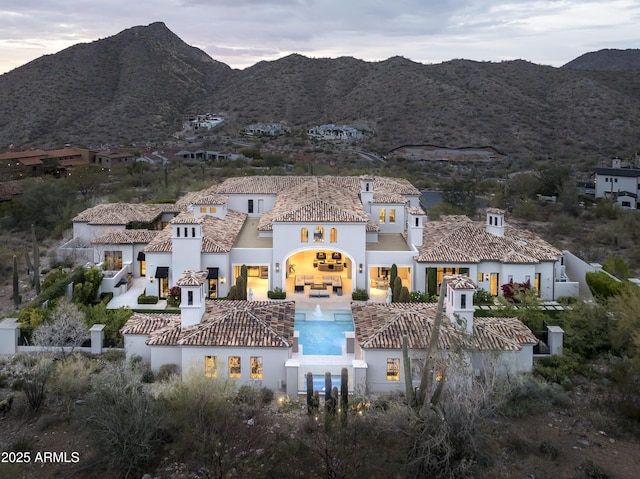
[177,270,209,328]
[444,275,477,334]
[612,157,622,169]
[407,207,427,247]
[360,177,373,212]
[485,208,505,237]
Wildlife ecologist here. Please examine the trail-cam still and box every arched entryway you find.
[282,248,354,298]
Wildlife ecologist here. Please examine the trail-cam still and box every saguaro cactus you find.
[340,367,348,426]
[324,372,332,414]
[12,255,20,309]
[31,224,40,294]
[402,336,415,407]
[306,372,314,414]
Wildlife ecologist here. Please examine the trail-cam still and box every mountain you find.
[562,49,640,71]
[1,23,639,159]
[0,22,231,147]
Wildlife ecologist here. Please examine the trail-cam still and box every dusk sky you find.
[1,0,638,74]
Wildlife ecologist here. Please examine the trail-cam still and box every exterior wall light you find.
[275,263,280,272]
[359,264,363,274]
[149,276,155,283]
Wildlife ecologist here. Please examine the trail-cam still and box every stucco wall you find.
[124,335,151,363]
[180,346,289,391]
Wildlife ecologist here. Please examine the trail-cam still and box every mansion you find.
[65,175,575,303]
[60,175,572,395]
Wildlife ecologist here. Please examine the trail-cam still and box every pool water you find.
[310,375,341,392]
[295,310,354,356]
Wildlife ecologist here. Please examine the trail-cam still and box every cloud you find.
[0,1,639,74]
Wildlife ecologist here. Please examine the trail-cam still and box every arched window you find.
[330,228,337,243]
[301,227,308,242]
[313,226,324,242]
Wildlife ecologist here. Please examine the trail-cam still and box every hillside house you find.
[307,124,365,141]
[594,158,640,209]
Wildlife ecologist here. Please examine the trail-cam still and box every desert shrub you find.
[562,301,611,359]
[585,271,624,301]
[236,385,274,411]
[579,459,611,479]
[534,352,581,384]
[500,375,562,418]
[156,363,179,382]
[78,363,165,478]
[49,353,96,416]
[13,354,54,413]
[158,369,265,477]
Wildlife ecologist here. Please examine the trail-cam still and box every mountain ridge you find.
[1,22,638,159]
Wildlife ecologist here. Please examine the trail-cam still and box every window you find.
[250,356,263,379]
[477,272,483,282]
[209,207,217,213]
[386,358,400,381]
[229,356,241,378]
[187,290,193,306]
[104,251,122,270]
[415,217,419,227]
[330,228,337,242]
[200,207,207,213]
[177,228,180,237]
[209,279,218,298]
[389,209,396,223]
[460,293,466,309]
[622,201,631,207]
[248,199,254,213]
[159,277,169,299]
[205,356,217,378]
[490,273,499,295]
[192,227,196,237]
[301,227,308,242]
[313,226,324,242]
[379,209,386,223]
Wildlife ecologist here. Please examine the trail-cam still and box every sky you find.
[1,0,639,75]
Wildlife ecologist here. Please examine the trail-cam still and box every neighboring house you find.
[0,147,88,179]
[174,150,236,161]
[307,124,365,141]
[594,158,640,209]
[93,150,136,169]
[63,175,575,302]
[184,114,225,131]
[121,274,553,395]
[242,123,290,138]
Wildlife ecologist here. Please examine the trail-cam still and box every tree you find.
[32,299,89,356]
[603,254,631,280]
[66,164,103,199]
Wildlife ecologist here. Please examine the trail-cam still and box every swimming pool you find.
[295,309,354,356]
